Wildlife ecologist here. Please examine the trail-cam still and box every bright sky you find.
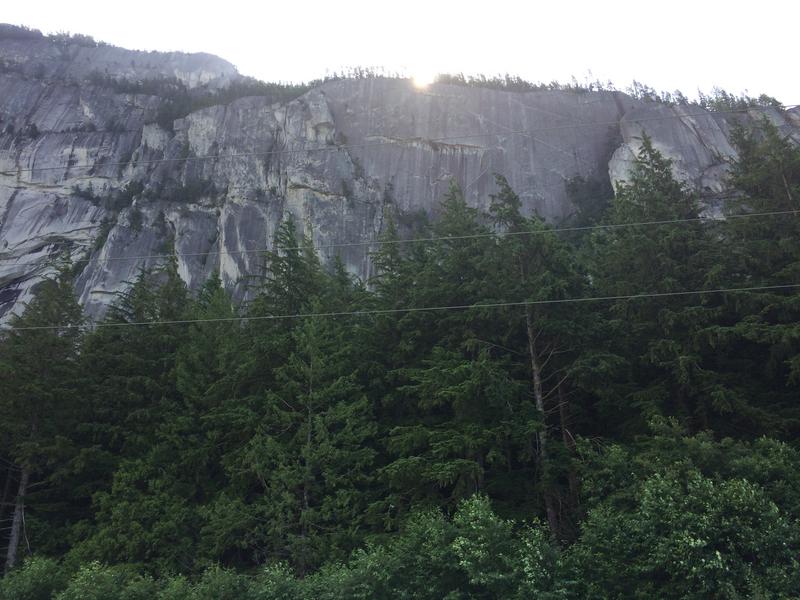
[3,0,797,103]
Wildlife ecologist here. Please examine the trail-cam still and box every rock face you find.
[1,26,798,322]
[0,25,237,88]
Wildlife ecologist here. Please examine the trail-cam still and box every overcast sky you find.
[3,0,797,103]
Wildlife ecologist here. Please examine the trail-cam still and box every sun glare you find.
[412,71,437,89]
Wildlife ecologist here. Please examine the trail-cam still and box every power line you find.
[1,207,796,269]
[1,103,796,176]
[3,283,798,333]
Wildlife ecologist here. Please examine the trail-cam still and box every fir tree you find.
[702,120,800,435]
[486,174,587,539]
[584,134,720,435]
[380,182,521,518]
[0,263,84,572]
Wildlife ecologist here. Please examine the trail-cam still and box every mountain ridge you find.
[1,23,798,322]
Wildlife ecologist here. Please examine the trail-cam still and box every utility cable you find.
[3,282,798,332]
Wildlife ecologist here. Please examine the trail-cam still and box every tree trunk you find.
[4,465,29,574]
[297,353,314,575]
[558,386,580,525]
[302,354,313,539]
[525,307,559,538]
[781,171,795,207]
[0,463,14,520]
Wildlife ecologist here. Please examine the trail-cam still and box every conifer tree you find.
[585,134,718,435]
[0,264,84,572]
[380,182,524,517]
[205,303,376,570]
[703,120,800,435]
[78,259,189,459]
[486,175,586,539]
[73,260,192,570]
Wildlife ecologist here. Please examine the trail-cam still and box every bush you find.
[566,469,800,598]
[154,575,193,600]
[54,562,159,600]
[191,566,257,600]
[295,495,562,599]
[0,557,69,600]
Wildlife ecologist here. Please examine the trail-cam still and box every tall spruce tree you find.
[486,175,587,539]
[198,218,378,571]
[0,264,83,572]
[701,120,800,435]
[73,259,191,570]
[584,134,719,435]
[380,182,527,519]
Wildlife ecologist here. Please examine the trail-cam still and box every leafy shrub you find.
[191,566,257,600]
[154,575,194,600]
[0,557,69,600]
[54,562,159,600]
[566,422,800,596]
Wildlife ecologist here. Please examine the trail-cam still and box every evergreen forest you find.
[1,121,799,598]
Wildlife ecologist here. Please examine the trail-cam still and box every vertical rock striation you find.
[1,25,798,321]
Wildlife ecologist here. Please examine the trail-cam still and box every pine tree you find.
[0,264,84,572]
[486,174,587,539]
[78,259,189,459]
[205,302,376,572]
[701,120,800,435]
[233,215,324,399]
[380,182,523,517]
[72,260,192,570]
[174,271,238,410]
[584,134,719,435]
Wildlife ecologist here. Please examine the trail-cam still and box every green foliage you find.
[254,496,561,599]
[0,264,85,561]
[86,72,312,132]
[579,134,724,436]
[204,309,377,572]
[67,262,192,571]
[0,499,562,599]
[54,562,159,600]
[0,24,44,41]
[697,88,782,111]
[0,267,84,472]
[0,557,68,600]
[698,120,800,434]
[563,174,614,236]
[567,422,800,597]
[189,566,257,600]
[3,134,800,595]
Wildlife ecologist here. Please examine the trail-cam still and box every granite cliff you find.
[1,25,798,322]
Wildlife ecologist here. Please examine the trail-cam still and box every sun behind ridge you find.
[412,70,437,89]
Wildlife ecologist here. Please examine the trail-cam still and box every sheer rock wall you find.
[1,29,797,321]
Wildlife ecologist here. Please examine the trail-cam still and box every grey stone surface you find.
[1,29,798,322]
[0,32,237,88]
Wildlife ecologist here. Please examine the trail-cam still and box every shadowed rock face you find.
[1,27,798,322]
[0,25,238,88]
